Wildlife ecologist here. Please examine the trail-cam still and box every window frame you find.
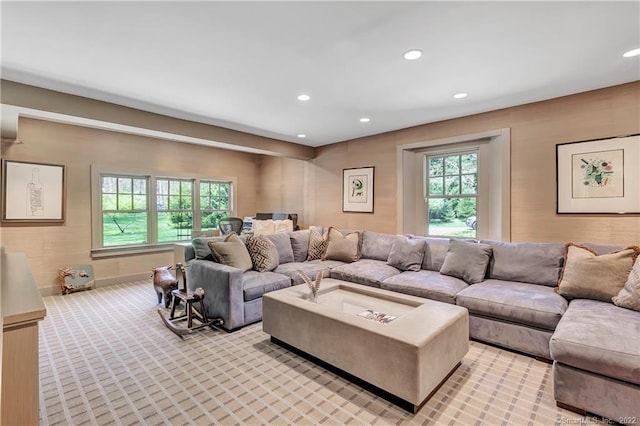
[424,149,479,238]
[90,165,236,258]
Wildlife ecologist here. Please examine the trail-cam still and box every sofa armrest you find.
[187,259,245,330]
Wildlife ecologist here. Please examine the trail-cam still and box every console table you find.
[1,250,47,425]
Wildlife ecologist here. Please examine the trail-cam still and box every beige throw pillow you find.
[307,228,328,260]
[323,227,361,263]
[207,233,253,272]
[246,235,279,272]
[557,243,640,302]
[612,258,640,311]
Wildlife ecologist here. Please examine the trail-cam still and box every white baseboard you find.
[40,272,151,297]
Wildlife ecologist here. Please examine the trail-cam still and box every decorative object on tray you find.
[59,264,94,295]
[298,270,322,303]
[556,134,639,213]
[343,166,374,213]
[151,265,178,308]
[357,309,397,324]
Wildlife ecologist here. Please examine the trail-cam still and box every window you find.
[101,175,149,246]
[92,166,236,255]
[200,181,232,231]
[156,178,193,242]
[425,151,478,238]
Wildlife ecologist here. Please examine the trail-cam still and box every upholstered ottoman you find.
[263,279,469,413]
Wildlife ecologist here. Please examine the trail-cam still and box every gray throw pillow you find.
[387,236,426,272]
[613,257,640,311]
[192,236,225,260]
[264,232,295,264]
[440,239,492,284]
[207,233,253,272]
[290,230,310,262]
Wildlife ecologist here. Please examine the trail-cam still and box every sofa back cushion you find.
[408,236,450,271]
[361,231,396,261]
[264,232,295,264]
[481,240,565,287]
[290,229,310,262]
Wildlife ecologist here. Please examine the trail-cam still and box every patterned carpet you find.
[39,280,593,425]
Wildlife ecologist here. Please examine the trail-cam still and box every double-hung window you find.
[92,167,234,256]
[425,151,478,238]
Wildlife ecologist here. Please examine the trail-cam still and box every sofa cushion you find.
[481,240,564,287]
[323,227,361,263]
[440,239,492,284]
[557,243,639,302]
[456,279,568,330]
[207,234,252,272]
[550,299,640,385]
[408,236,450,271]
[273,262,332,285]
[307,228,328,261]
[613,258,640,311]
[360,231,396,261]
[264,232,295,265]
[331,259,400,288]
[290,230,310,262]
[381,270,468,304]
[245,235,279,272]
[242,271,291,302]
[387,236,426,272]
[192,236,225,260]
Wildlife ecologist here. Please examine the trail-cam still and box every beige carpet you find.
[39,280,594,425]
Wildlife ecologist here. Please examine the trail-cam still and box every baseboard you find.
[39,272,151,297]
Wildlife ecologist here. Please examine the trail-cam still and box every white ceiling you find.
[1,1,639,147]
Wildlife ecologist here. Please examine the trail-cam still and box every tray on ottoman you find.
[262,278,469,413]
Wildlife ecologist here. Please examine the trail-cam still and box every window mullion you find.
[148,176,157,244]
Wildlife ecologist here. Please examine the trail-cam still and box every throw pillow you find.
[557,243,639,302]
[387,236,427,272]
[207,233,253,272]
[307,228,328,260]
[440,239,492,284]
[612,258,640,311]
[323,227,361,263]
[245,235,279,272]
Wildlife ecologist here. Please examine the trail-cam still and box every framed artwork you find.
[343,166,374,213]
[556,134,639,214]
[2,160,66,223]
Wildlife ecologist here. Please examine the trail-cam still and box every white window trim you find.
[90,165,237,258]
[397,128,510,241]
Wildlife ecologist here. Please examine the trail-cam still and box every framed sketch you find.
[2,160,66,223]
[556,134,639,214]
[343,166,374,213]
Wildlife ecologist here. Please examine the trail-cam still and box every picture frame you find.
[343,166,374,213]
[556,134,639,214]
[2,160,66,223]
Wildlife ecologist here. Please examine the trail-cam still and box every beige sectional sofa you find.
[182,226,639,422]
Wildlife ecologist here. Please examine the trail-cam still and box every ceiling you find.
[1,1,639,147]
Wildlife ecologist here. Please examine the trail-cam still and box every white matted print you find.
[343,167,374,213]
[557,135,639,213]
[2,160,66,222]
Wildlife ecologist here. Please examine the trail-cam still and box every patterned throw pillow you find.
[557,243,640,302]
[246,235,279,272]
[307,228,328,261]
[612,257,640,311]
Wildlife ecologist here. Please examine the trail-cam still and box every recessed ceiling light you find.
[623,48,640,58]
[453,92,468,99]
[359,117,371,123]
[297,134,306,138]
[297,94,310,101]
[403,49,422,60]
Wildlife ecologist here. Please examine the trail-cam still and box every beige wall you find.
[1,118,260,293]
[258,82,640,243]
[2,82,639,292]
